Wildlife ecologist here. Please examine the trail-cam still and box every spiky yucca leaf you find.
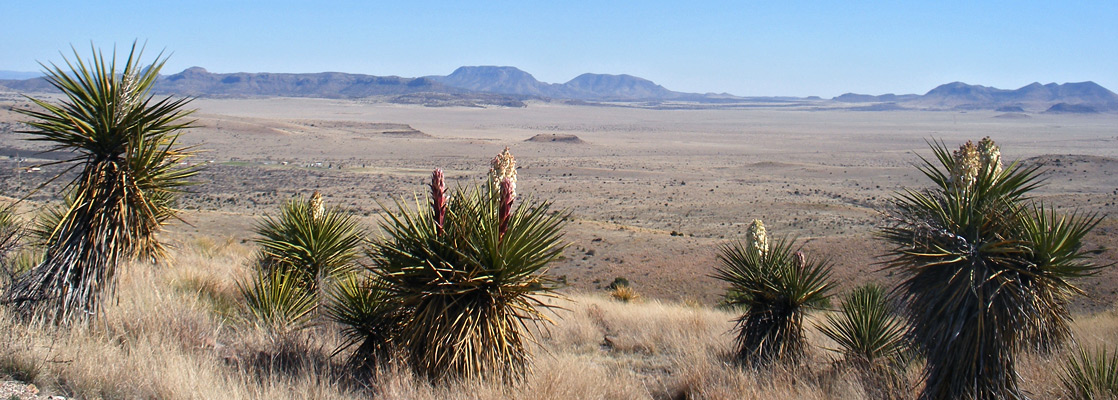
[254,196,363,293]
[713,235,834,366]
[1062,346,1118,400]
[3,43,198,324]
[239,269,317,336]
[609,285,640,303]
[368,175,567,382]
[881,138,1105,400]
[818,283,911,399]
[0,206,23,289]
[818,283,909,369]
[324,273,404,368]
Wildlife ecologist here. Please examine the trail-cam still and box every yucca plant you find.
[609,284,640,303]
[817,283,910,399]
[254,191,363,294]
[2,44,198,324]
[238,269,317,337]
[713,219,835,366]
[881,138,1104,399]
[324,273,404,368]
[1062,346,1118,400]
[362,150,568,381]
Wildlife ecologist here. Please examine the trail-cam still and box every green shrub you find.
[606,276,630,290]
[713,219,834,366]
[881,138,1104,399]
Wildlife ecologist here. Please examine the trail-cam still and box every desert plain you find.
[1,94,1116,308]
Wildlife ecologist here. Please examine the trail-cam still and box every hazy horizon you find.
[2,1,1115,98]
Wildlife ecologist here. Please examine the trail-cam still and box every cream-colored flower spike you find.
[116,72,141,123]
[490,147,517,200]
[747,219,769,256]
[310,190,325,222]
[977,136,1002,177]
[950,140,982,189]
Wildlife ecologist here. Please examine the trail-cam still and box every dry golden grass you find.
[0,232,1111,399]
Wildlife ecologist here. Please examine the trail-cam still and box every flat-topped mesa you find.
[525,133,585,144]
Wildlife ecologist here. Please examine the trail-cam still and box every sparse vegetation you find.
[0,43,1114,398]
[713,219,835,366]
[2,44,198,324]
[881,138,1105,399]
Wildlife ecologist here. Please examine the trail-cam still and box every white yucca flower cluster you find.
[747,219,769,257]
[117,73,141,117]
[978,136,1002,176]
[950,136,1002,189]
[309,190,325,222]
[490,146,517,199]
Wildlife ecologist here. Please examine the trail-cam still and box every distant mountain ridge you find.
[0,65,738,103]
[429,66,709,101]
[834,81,1118,112]
[156,67,458,98]
[2,65,1115,111]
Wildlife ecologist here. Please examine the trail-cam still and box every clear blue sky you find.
[2,1,1115,97]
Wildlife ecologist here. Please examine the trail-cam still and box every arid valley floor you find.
[1,95,1116,308]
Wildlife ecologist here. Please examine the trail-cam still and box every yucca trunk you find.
[7,159,143,322]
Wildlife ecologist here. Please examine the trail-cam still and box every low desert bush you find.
[609,284,640,303]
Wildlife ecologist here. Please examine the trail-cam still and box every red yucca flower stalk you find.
[430,168,447,235]
[499,177,514,239]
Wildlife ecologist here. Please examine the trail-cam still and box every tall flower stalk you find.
[430,168,448,235]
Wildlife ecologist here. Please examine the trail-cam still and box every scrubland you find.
[0,234,1115,399]
[2,95,1117,398]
